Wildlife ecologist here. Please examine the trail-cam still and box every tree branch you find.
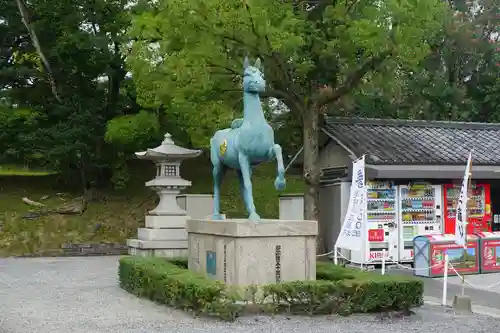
[220,86,302,114]
[207,62,240,76]
[15,0,62,103]
[242,0,303,106]
[346,0,361,13]
[316,50,393,107]
[266,87,305,114]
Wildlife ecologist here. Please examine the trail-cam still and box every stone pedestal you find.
[278,194,304,220]
[186,219,318,286]
[127,216,189,258]
[177,194,214,219]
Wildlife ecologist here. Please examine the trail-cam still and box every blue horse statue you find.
[210,57,286,221]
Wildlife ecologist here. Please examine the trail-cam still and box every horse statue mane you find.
[209,56,286,221]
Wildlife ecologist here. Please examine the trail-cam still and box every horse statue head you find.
[243,56,265,93]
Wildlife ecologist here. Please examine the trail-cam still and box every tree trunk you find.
[15,0,61,103]
[302,106,324,254]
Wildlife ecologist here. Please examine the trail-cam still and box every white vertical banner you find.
[335,155,367,251]
[455,152,473,248]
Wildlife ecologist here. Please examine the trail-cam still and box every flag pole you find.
[461,152,472,296]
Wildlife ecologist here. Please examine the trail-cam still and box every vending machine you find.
[398,182,443,263]
[350,180,399,264]
[443,183,491,234]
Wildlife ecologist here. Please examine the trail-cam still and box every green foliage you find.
[105,110,161,150]
[109,154,131,190]
[0,0,145,188]
[0,107,44,165]
[127,0,448,150]
[260,263,423,315]
[0,0,497,191]
[338,0,500,122]
[118,256,242,321]
[105,110,161,189]
[315,262,424,313]
[118,256,423,321]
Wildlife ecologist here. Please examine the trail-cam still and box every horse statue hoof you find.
[274,176,286,191]
[211,214,224,220]
[248,212,261,221]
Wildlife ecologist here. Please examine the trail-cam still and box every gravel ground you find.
[0,256,497,333]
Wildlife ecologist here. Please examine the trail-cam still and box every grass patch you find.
[0,164,57,176]
[118,256,424,321]
[0,155,305,256]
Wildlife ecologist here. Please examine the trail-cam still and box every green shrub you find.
[168,258,188,269]
[316,261,357,281]
[118,256,241,320]
[252,264,422,315]
[119,256,423,320]
[313,263,424,313]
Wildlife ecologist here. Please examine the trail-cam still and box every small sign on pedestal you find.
[206,251,217,277]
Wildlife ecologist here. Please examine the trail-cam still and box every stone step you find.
[137,228,187,241]
[127,239,188,249]
[127,238,188,259]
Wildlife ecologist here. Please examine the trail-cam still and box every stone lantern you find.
[127,133,202,258]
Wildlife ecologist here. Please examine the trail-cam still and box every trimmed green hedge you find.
[118,256,423,321]
[118,256,241,320]
[315,262,424,313]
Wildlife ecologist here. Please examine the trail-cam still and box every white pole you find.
[442,253,449,306]
[381,249,386,275]
[334,246,338,265]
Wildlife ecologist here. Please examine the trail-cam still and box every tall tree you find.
[342,0,500,122]
[0,0,157,190]
[127,0,448,251]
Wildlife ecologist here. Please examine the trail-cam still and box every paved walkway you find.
[0,257,499,333]
[388,267,500,311]
[0,257,190,332]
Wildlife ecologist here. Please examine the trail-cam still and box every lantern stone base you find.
[127,239,188,258]
[127,215,189,258]
[186,218,318,286]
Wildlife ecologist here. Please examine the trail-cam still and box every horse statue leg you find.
[238,152,260,221]
[236,170,249,213]
[268,144,286,191]
[210,138,227,220]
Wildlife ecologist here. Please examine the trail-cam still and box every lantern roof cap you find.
[135,133,202,161]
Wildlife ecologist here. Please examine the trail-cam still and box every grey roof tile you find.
[323,117,500,165]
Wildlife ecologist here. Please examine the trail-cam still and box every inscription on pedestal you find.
[275,245,282,282]
[223,244,227,283]
[196,241,200,263]
[305,246,310,279]
[206,251,216,276]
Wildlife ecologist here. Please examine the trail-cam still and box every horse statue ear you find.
[243,56,250,69]
[254,58,261,70]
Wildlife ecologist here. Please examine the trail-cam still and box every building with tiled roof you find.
[287,116,500,181]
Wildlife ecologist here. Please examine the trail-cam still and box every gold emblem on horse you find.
[219,139,227,156]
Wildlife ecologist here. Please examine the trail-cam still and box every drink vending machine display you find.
[398,182,442,262]
[443,183,491,234]
[353,180,399,263]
